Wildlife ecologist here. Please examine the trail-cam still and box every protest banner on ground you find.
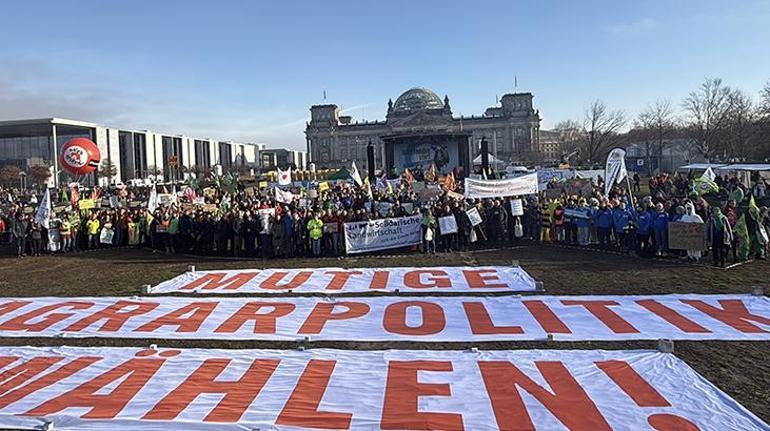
[668,221,706,250]
[0,346,763,431]
[464,173,539,199]
[438,215,458,234]
[0,294,765,341]
[152,266,536,294]
[466,207,482,226]
[343,215,421,254]
[509,198,524,216]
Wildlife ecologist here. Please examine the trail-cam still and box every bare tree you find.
[723,89,757,161]
[0,165,22,187]
[98,160,118,182]
[581,100,626,166]
[682,78,732,160]
[636,99,676,173]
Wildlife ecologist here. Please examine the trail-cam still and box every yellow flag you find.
[319,181,330,192]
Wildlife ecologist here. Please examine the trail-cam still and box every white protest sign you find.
[438,215,458,234]
[464,173,539,199]
[0,294,766,342]
[0,346,764,431]
[466,207,482,226]
[343,215,422,254]
[510,198,524,216]
[152,266,535,294]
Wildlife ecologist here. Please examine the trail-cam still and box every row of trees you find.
[554,78,770,165]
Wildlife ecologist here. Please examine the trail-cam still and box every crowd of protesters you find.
[1,168,768,267]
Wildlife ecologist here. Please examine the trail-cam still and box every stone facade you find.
[305,87,542,170]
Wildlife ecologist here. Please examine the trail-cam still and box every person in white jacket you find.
[680,202,704,261]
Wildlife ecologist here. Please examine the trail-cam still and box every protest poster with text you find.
[465,173,539,199]
[343,215,422,254]
[438,215,458,234]
[0,294,766,341]
[466,207,482,226]
[0,346,763,431]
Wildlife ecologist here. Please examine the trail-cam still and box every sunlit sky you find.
[1,0,768,149]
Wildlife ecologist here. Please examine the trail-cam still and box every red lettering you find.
[369,271,390,289]
[596,360,669,407]
[0,356,100,409]
[463,302,523,334]
[180,272,258,290]
[214,302,295,334]
[298,302,369,334]
[144,358,279,422]
[0,302,94,332]
[682,299,770,333]
[276,360,351,429]
[25,356,165,419]
[381,360,463,430]
[260,271,312,290]
[522,300,571,334]
[561,300,639,333]
[64,301,159,332]
[463,269,508,289]
[636,300,709,333]
[135,302,218,333]
[479,360,611,431]
[383,301,446,336]
[324,271,363,290]
[0,301,32,318]
[403,270,451,289]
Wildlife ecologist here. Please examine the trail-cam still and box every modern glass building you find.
[0,118,266,186]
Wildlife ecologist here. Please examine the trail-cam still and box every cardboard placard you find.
[668,222,706,250]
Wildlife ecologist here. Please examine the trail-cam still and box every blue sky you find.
[1,0,768,149]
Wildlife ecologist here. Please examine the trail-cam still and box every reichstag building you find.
[305,87,542,173]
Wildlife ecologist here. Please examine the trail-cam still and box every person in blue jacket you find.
[636,205,653,256]
[652,202,670,256]
[612,202,632,250]
[593,202,614,249]
[575,201,592,246]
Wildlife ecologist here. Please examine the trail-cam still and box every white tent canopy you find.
[716,164,770,171]
[678,163,726,170]
[472,153,506,166]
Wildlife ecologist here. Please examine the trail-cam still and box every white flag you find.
[604,148,628,195]
[274,187,294,204]
[350,161,363,186]
[34,188,51,229]
[702,166,716,182]
[277,167,292,186]
[147,186,159,213]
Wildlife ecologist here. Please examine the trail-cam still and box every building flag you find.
[604,148,628,196]
[350,161,363,186]
[277,166,292,186]
[34,188,51,229]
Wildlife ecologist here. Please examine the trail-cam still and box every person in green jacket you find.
[307,213,324,256]
[168,213,180,253]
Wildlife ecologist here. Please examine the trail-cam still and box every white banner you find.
[152,266,535,294]
[343,215,421,254]
[0,346,763,431]
[274,187,294,204]
[0,295,765,341]
[464,173,539,199]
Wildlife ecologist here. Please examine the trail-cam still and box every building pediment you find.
[387,111,453,130]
